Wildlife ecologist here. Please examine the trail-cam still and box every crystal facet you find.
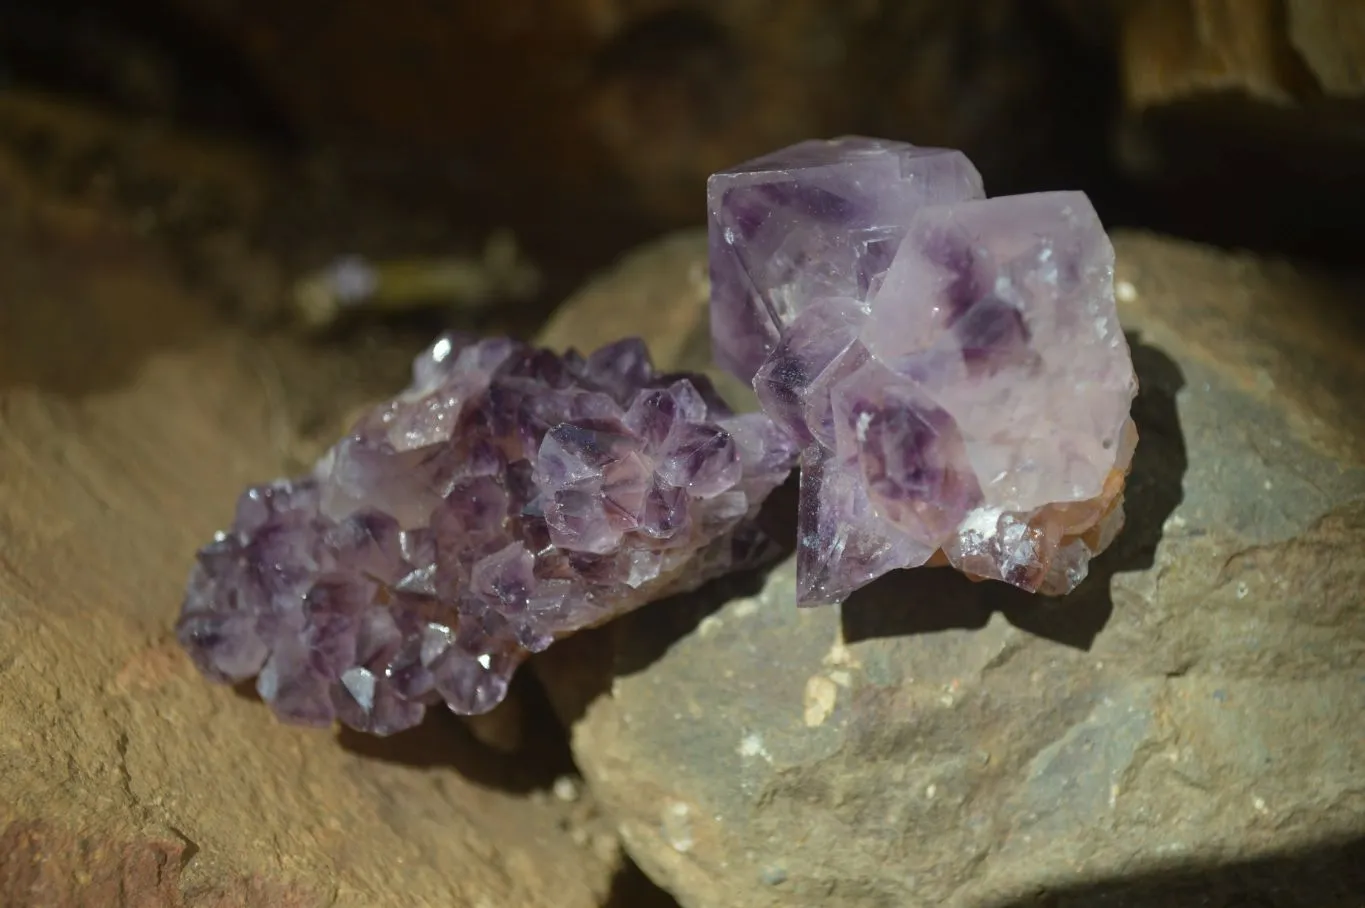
[177,334,798,732]
[710,137,1138,605]
[708,136,985,383]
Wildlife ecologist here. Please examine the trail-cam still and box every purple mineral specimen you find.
[709,137,1138,605]
[177,334,797,733]
[708,136,985,383]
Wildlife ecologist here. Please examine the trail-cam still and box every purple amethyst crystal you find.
[708,136,985,383]
[177,334,797,733]
[709,137,1139,605]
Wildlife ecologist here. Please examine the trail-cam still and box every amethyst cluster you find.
[708,137,1139,605]
[176,334,797,733]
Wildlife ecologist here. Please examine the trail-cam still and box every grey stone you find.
[536,230,1365,908]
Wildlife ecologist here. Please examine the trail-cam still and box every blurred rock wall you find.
[160,0,1119,222]
[7,0,1362,258]
[1115,0,1365,258]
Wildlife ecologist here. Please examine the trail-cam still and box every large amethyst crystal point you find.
[710,137,1138,605]
[176,334,798,733]
[707,136,985,383]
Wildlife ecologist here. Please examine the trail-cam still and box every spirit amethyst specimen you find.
[176,334,797,733]
[708,137,1139,605]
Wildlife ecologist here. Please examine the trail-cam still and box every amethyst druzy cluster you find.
[176,334,797,733]
[708,137,1139,605]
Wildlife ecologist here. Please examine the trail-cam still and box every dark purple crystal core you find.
[176,334,797,733]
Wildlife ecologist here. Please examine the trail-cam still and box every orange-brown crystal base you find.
[925,457,1132,593]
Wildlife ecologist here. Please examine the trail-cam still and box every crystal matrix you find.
[176,334,797,732]
[708,137,1138,605]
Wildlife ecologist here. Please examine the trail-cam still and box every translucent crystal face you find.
[176,335,798,733]
[865,194,1135,515]
[715,138,1139,606]
[707,136,985,383]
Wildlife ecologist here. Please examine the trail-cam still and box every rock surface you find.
[1121,0,1365,109]
[0,118,624,907]
[176,330,797,730]
[538,229,1365,907]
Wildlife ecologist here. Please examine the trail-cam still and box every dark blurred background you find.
[1,0,1361,300]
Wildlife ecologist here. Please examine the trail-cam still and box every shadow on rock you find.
[983,832,1365,908]
[335,670,577,795]
[235,668,575,793]
[602,858,683,908]
[531,544,784,726]
[843,333,1187,651]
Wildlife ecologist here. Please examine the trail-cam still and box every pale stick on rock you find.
[176,333,797,733]
[708,136,1139,605]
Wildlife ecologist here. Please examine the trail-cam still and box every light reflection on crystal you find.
[177,335,798,732]
[710,137,1138,604]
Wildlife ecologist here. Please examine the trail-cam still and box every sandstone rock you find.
[0,120,622,908]
[537,229,1365,907]
[1121,0,1312,109]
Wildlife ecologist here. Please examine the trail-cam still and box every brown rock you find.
[1120,0,1365,105]
[0,111,620,908]
[0,88,546,336]
[536,229,1365,907]
[1121,0,1314,109]
[1287,0,1365,97]
[160,0,1109,223]
[1115,0,1365,259]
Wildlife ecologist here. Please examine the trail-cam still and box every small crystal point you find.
[711,139,1138,604]
[176,334,798,731]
